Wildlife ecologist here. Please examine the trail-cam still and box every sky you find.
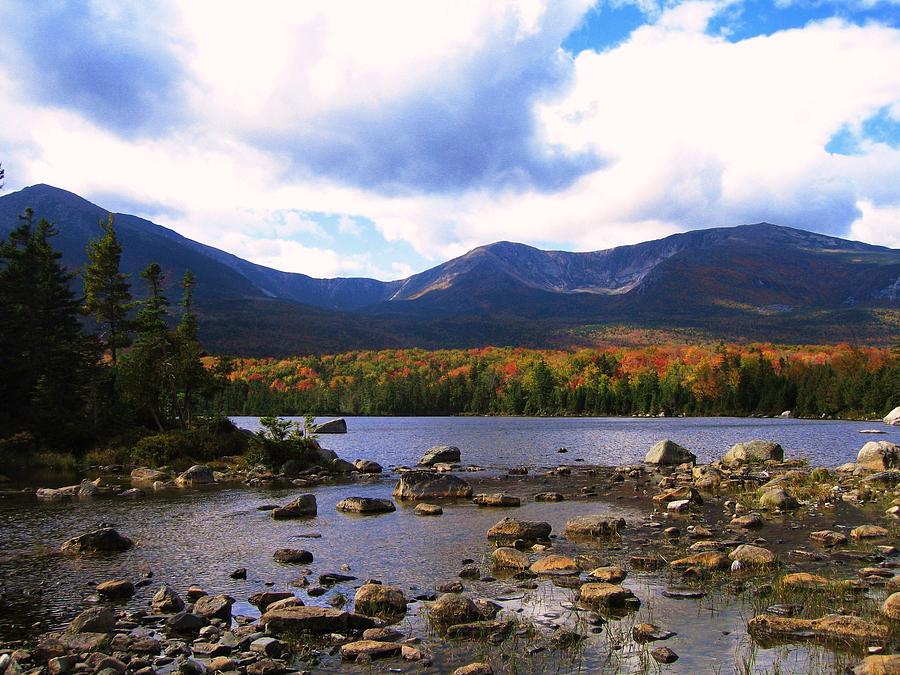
[1,0,898,280]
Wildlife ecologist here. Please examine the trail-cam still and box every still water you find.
[0,416,893,672]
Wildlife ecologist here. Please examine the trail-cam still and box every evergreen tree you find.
[172,270,208,428]
[83,214,135,364]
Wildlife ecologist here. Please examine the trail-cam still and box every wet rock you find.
[258,606,375,634]
[353,459,383,474]
[577,583,639,608]
[852,525,889,539]
[271,494,317,519]
[587,566,626,583]
[529,555,578,575]
[427,594,481,627]
[312,418,347,433]
[563,516,625,539]
[644,440,696,466]
[473,494,520,507]
[354,583,407,619]
[340,640,402,661]
[335,497,396,514]
[246,659,285,675]
[632,623,676,643]
[61,528,133,554]
[446,619,514,641]
[418,445,461,466]
[491,547,529,570]
[230,568,247,580]
[857,441,900,472]
[152,585,185,613]
[670,552,730,571]
[363,627,403,641]
[780,573,831,590]
[248,592,294,611]
[759,487,799,511]
[881,592,900,620]
[730,513,764,528]
[747,614,888,644]
[651,647,679,664]
[393,471,473,500]
[175,465,214,487]
[810,530,848,546]
[96,580,135,599]
[729,544,777,567]
[207,656,236,672]
[67,607,116,634]
[668,499,691,512]
[533,492,564,502]
[414,503,443,516]
[853,655,900,674]
[487,517,551,541]
[452,663,493,675]
[193,595,235,622]
[131,467,169,482]
[167,612,209,634]
[250,637,284,658]
[723,440,784,465]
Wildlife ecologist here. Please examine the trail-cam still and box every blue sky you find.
[0,0,898,278]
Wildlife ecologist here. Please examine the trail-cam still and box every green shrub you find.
[245,417,318,470]
[131,432,194,467]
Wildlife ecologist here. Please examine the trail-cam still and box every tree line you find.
[210,343,899,420]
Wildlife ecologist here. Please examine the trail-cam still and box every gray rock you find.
[418,445,461,466]
[175,465,214,487]
[67,607,116,634]
[61,528,133,554]
[392,471,473,501]
[723,440,784,465]
[271,494,317,519]
[193,594,234,621]
[167,612,209,634]
[487,517,552,541]
[857,441,900,472]
[336,497,396,513]
[312,418,347,434]
[644,440,696,466]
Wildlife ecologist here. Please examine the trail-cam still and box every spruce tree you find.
[83,214,135,364]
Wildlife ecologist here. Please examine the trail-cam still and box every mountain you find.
[1,183,898,354]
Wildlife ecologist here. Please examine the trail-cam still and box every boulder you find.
[414,503,443,516]
[167,612,209,634]
[311,418,347,434]
[747,614,888,644]
[335,497,395,514]
[96,580,135,599]
[670,552,730,571]
[67,607,116,634]
[329,458,357,474]
[883,406,900,426]
[271,494,317,519]
[249,592,295,611]
[427,594,481,627]
[644,440,696,466]
[353,459,382,474]
[529,554,578,575]
[354,584,408,619]
[418,445,461,466]
[259,606,375,634]
[472,494,520,507]
[729,544,777,566]
[491,547,529,570]
[882,592,900,620]
[563,515,625,539]
[152,585,185,613]
[392,471,473,501]
[175,465,214,487]
[130,467,168,482]
[759,487,799,510]
[588,566,627,583]
[810,530,848,546]
[722,440,784,465]
[851,525,889,539]
[340,640,402,661]
[193,594,235,622]
[577,583,639,608]
[487,517,551,541]
[857,441,900,472]
[61,528,133,554]
[273,548,313,564]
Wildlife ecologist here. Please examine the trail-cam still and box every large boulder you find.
[564,516,626,540]
[644,440,696,466]
[881,592,900,620]
[193,594,235,622]
[67,607,116,634]
[312,418,347,434]
[61,528,133,554]
[427,594,481,627]
[883,406,900,426]
[271,494,317,519]
[152,584,185,613]
[486,517,551,541]
[857,441,900,472]
[722,440,784,465]
[354,584,408,619]
[336,497,396,514]
[392,471,473,501]
[418,445,461,466]
[175,465,214,487]
[259,606,375,635]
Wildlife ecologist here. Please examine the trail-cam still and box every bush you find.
[245,417,318,470]
[131,432,193,467]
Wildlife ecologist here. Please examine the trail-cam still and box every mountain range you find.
[1,184,898,355]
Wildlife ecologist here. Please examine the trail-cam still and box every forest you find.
[209,342,899,420]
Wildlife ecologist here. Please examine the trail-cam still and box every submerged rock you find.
[393,471,473,501]
[747,613,888,644]
[61,528,133,554]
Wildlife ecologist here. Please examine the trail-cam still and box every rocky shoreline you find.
[1,438,899,674]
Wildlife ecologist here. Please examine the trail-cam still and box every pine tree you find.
[83,213,135,364]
